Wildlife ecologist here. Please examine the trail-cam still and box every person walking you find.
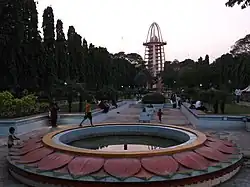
[79,100,93,127]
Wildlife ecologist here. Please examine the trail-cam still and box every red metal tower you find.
[143,22,167,78]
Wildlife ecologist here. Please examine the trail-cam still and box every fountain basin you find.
[8,123,243,187]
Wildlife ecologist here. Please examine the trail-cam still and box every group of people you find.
[49,99,118,128]
[170,93,181,108]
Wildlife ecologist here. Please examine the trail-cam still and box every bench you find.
[139,112,151,123]
[145,107,155,116]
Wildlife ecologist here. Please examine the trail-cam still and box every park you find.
[1,0,250,186]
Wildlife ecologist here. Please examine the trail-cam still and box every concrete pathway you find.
[237,101,250,107]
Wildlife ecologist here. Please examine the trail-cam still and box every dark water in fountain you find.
[69,135,180,151]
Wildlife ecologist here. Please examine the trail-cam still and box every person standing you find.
[235,89,242,103]
[157,109,163,123]
[79,100,93,127]
[50,101,59,127]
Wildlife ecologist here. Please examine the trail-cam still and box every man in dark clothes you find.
[50,101,59,127]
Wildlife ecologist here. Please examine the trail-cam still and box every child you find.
[157,109,163,123]
[8,127,20,149]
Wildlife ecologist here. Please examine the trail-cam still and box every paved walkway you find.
[237,101,250,107]
[1,102,250,186]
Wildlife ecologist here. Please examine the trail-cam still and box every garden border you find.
[0,101,126,136]
[181,103,246,130]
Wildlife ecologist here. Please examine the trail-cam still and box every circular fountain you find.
[8,123,243,187]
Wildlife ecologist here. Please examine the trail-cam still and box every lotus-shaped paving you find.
[7,124,243,187]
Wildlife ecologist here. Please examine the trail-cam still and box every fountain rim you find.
[42,123,207,158]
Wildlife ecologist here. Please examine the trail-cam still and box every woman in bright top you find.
[79,100,93,127]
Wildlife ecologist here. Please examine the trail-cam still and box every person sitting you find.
[195,100,201,109]
[98,100,105,109]
[195,101,208,112]
[8,127,20,149]
[98,100,110,113]
[103,101,110,113]
[111,99,118,108]
[189,100,196,109]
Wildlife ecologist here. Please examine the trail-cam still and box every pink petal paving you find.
[68,156,104,176]
[141,156,179,176]
[37,153,74,171]
[205,141,236,154]
[7,124,243,187]
[173,151,210,170]
[195,146,228,161]
[17,147,54,164]
[104,158,141,178]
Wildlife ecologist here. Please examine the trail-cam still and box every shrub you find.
[95,87,118,101]
[197,89,232,105]
[142,93,166,104]
[0,91,49,118]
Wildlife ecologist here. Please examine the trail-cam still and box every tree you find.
[0,2,142,102]
[226,0,250,9]
[55,19,69,81]
[67,26,79,81]
[204,55,210,65]
[19,0,41,91]
[42,6,56,97]
[0,0,24,92]
[231,34,250,55]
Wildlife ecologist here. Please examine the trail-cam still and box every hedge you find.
[142,93,166,104]
[0,91,49,118]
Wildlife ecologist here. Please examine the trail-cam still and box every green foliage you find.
[95,86,118,101]
[226,0,250,9]
[142,93,166,104]
[162,52,250,91]
[231,34,250,55]
[188,89,232,105]
[0,91,49,118]
[0,2,141,99]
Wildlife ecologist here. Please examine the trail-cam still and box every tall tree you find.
[55,19,69,81]
[0,0,24,91]
[42,6,55,96]
[67,26,80,81]
[204,55,210,64]
[18,0,41,91]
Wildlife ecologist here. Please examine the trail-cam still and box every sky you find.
[37,0,250,62]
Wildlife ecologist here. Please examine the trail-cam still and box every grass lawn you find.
[59,103,99,113]
[205,103,250,115]
[224,104,250,115]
